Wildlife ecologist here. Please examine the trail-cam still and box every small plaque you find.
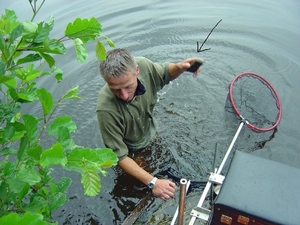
[220,214,232,225]
[237,215,250,225]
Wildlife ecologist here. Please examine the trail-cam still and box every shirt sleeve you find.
[96,110,128,160]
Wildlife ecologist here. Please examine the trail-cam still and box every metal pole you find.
[216,121,245,175]
[178,178,188,225]
[188,121,245,225]
[171,180,191,225]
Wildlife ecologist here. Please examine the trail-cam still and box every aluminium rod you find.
[189,121,245,225]
[216,121,245,175]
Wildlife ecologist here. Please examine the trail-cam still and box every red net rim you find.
[229,72,282,132]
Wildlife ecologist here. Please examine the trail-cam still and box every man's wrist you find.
[147,177,157,189]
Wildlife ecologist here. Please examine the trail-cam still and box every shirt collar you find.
[121,79,146,104]
[124,78,146,104]
[135,78,146,96]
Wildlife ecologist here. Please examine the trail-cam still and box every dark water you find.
[1,0,300,224]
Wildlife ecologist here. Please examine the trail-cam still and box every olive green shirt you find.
[96,57,171,160]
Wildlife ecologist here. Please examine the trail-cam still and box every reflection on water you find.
[1,0,300,224]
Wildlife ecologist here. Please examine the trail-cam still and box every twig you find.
[197,19,222,52]
[121,191,153,225]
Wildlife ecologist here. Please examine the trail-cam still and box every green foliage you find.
[0,0,118,224]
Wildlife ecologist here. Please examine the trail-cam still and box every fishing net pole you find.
[219,72,282,175]
[189,72,282,225]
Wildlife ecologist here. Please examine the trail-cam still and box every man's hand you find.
[152,179,176,200]
[169,57,204,80]
[181,58,203,78]
[118,157,176,200]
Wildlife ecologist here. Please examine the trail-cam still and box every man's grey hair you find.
[99,48,137,80]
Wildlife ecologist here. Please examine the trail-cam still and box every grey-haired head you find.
[99,48,137,80]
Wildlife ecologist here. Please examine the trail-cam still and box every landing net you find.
[228,72,282,132]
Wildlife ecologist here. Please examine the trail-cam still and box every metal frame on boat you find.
[171,121,300,225]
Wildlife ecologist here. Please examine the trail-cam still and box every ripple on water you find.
[4,0,297,224]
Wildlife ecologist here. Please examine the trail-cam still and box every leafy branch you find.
[0,1,118,224]
[29,0,46,21]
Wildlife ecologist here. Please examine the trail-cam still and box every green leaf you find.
[15,63,42,83]
[1,121,26,142]
[0,74,14,84]
[96,40,106,61]
[0,183,9,200]
[22,19,55,44]
[0,101,19,124]
[16,54,42,65]
[23,69,41,83]
[81,168,100,196]
[29,38,66,55]
[65,17,101,43]
[37,88,53,116]
[100,161,115,169]
[16,165,41,185]
[62,86,82,100]
[50,177,72,193]
[48,116,76,135]
[7,79,38,102]
[66,148,118,170]
[27,145,42,161]
[0,147,17,156]
[18,182,30,201]
[40,142,67,167]
[102,35,115,47]
[14,92,37,103]
[23,196,48,213]
[0,61,6,75]
[51,66,63,82]
[96,148,119,168]
[3,161,14,176]
[7,178,26,193]
[2,124,15,142]
[43,38,66,54]
[57,126,81,151]
[22,21,38,39]
[39,52,55,68]
[33,17,54,43]
[74,38,87,63]
[0,212,48,225]
[18,136,28,161]
[2,76,17,88]
[0,9,20,34]
[23,114,38,142]
[9,24,23,45]
[49,192,68,210]
[0,33,9,60]
[2,9,18,23]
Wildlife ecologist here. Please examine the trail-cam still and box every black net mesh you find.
[227,73,281,132]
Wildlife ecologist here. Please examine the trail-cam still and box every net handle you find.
[228,72,282,132]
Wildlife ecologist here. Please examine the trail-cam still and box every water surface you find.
[1,0,300,224]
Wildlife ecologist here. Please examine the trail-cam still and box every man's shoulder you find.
[96,85,118,111]
[135,56,152,66]
[135,57,158,75]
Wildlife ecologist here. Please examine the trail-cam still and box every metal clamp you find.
[208,173,225,185]
[190,206,211,221]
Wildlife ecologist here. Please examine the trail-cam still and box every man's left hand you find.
[152,179,177,200]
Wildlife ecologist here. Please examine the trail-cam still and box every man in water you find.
[96,48,202,200]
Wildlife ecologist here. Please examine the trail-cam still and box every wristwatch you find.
[147,177,157,189]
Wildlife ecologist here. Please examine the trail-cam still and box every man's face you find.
[106,66,139,102]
